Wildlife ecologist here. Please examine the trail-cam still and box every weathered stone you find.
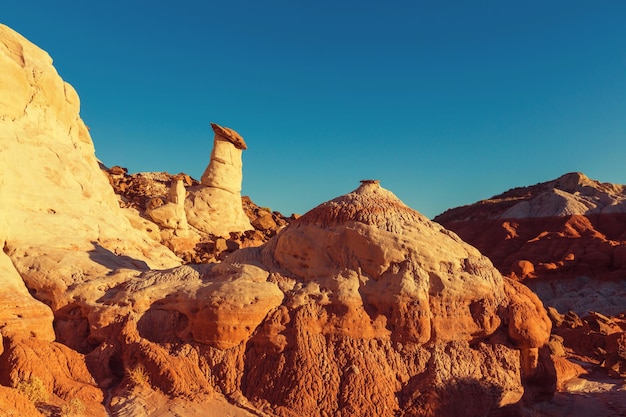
[435,172,626,317]
[0,23,179,415]
[0,23,577,416]
[146,179,188,230]
[185,123,253,236]
[251,211,277,231]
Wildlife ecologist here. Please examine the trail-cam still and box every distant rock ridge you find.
[436,172,626,222]
[435,172,626,318]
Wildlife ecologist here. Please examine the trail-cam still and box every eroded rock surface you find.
[51,180,554,417]
[435,172,626,317]
[435,172,626,395]
[185,123,254,237]
[0,23,179,415]
[0,23,563,417]
[105,168,291,263]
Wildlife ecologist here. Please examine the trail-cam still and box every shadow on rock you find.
[401,376,523,417]
[88,242,149,272]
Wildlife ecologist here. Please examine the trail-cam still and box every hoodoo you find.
[185,123,253,236]
[145,177,189,230]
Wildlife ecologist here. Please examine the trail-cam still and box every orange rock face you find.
[435,173,626,317]
[435,172,626,395]
[3,176,556,416]
[436,214,626,284]
[549,310,626,379]
[0,23,559,416]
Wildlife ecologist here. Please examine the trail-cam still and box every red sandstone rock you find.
[435,173,626,317]
[0,336,106,416]
[436,172,626,391]
[0,385,43,416]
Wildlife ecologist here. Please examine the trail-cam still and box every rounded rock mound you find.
[264,180,549,349]
[297,179,425,232]
[227,180,554,416]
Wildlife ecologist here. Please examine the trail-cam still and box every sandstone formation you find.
[435,172,626,316]
[0,23,180,415]
[145,177,189,231]
[185,123,254,237]
[0,23,583,417]
[435,172,626,398]
[105,168,291,263]
[40,179,554,417]
[548,309,626,379]
[437,172,626,221]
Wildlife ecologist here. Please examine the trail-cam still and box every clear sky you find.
[4,1,626,218]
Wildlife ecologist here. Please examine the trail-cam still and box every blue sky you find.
[4,1,626,218]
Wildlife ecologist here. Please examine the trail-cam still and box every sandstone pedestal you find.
[185,123,253,237]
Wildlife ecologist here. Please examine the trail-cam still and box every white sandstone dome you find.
[264,180,512,344]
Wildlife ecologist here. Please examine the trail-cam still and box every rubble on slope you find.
[104,166,293,263]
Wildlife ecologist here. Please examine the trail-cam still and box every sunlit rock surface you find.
[0,23,568,417]
[435,172,626,316]
[185,123,253,237]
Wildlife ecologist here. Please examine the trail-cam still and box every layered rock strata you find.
[435,172,626,316]
[0,23,179,416]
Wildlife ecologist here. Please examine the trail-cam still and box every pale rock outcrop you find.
[95,180,553,416]
[185,123,253,236]
[239,180,552,415]
[0,23,179,267]
[266,180,509,344]
[145,177,203,255]
[39,179,557,416]
[146,177,189,230]
[0,251,55,343]
[106,168,291,262]
[0,22,180,312]
[0,23,180,415]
